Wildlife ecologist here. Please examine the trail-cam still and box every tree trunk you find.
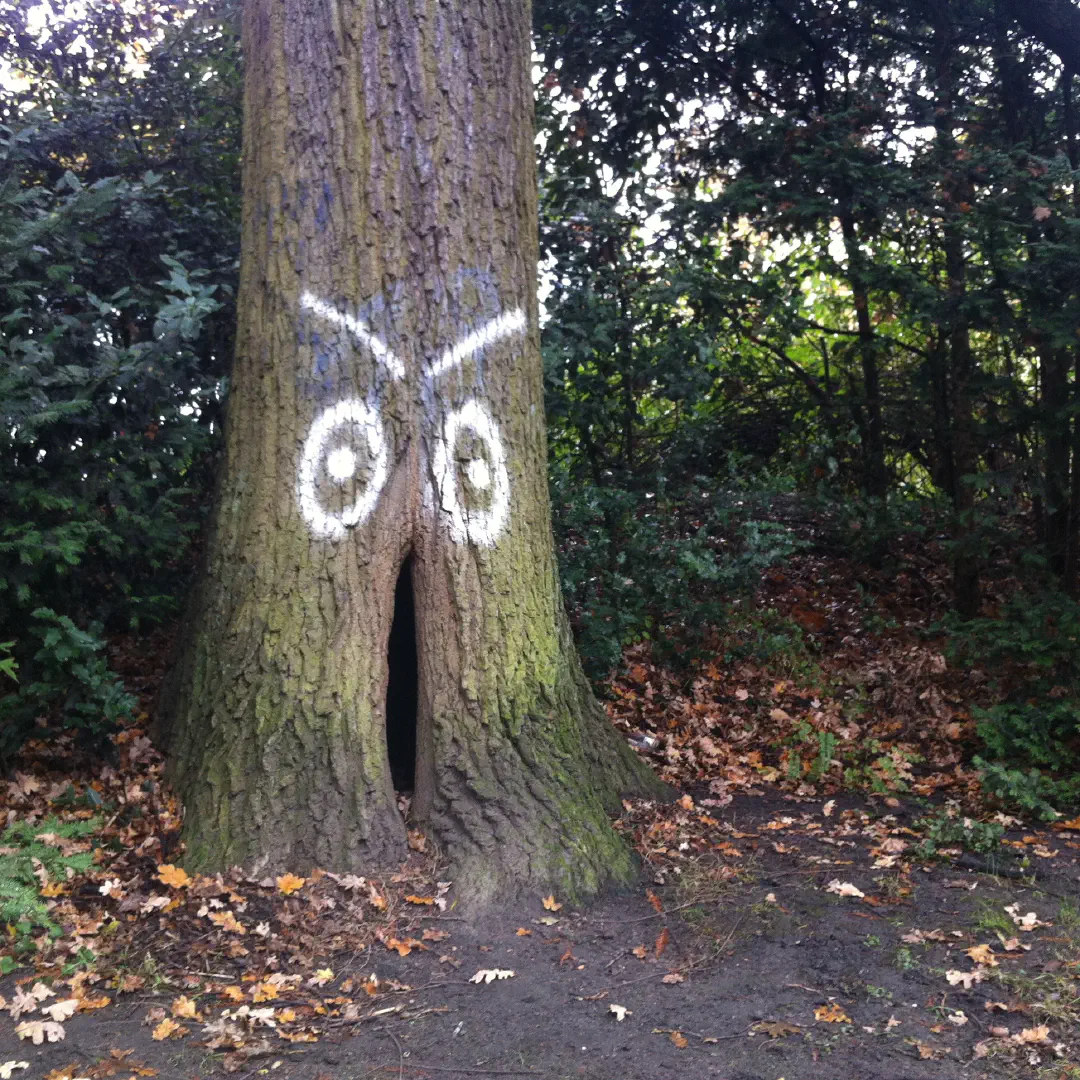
[158,0,663,902]
[933,6,981,618]
[839,211,888,504]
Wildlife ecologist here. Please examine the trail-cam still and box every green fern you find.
[0,815,101,946]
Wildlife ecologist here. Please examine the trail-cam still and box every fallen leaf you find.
[469,969,515,984]
[515,927,531,936]
[171,996,200,1020]
[825,879,865,898]
[945,969,985,989]
[655,927,670,959]
[275,874,306,895]
[914,1041,937,1060]
[156,864,191,889]
[645,889,664,913]
[631,944,648,960]
[250,982,279,1003]
[151,1017,186,1041]
[752,1020,802,1038]
[42,1000,77,1023]
[405,894,434,905]
[1004,903,1046,930]
[384,937,423,957]
[661,973,684,985]
[1015,1025,1050,1045]
[209,910,246,934]
[609,1004,631,1021]
[966,943,998,967]
[221,987,246,1003]
[307,969,334,988]
[815,1003,851,1023]
[542,894,562,911]
[1034,206,1052,221]
[14,1020,65,1045]
[669,1031,688,1048]
[0,1064,29,1080]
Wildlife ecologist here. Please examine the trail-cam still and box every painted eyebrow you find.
[426,308,527,378]
[300,291,406,381]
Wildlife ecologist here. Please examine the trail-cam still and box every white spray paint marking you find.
[299,291,405,381]
[297,398,389,539]
[426,308,527,378]
[431,399,510,547]
[297,289,527,545]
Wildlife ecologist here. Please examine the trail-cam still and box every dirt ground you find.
[3,786,1076,1080]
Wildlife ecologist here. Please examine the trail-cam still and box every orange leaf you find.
[516,927,532,936]
[405,895,434,905]
[220,986,245,1002]
[385,936,425,957]
[75,994,110,1011]
[670,1031,688,1048]
[170,995,200,1020]
[631,944,648,960]
[814,1003,851,1024]
[251,982,279,1003]
[966,943,998,968]
[208,910,246,934]
[645,889,664,914]
[542,894,562,911]
[276,873,306,895]
[655,927,670,959]
[156,864,190,889]
[151,1017,185,1040]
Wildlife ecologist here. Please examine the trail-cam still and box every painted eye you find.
[465,456,492,490]
[326,446,358,482]
[297,399,389,539]
[432,400,509,547]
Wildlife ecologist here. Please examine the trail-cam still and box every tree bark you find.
[933,6,982,618]
[158,0,663,902]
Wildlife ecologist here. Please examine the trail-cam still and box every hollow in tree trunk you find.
[158,0,664,902]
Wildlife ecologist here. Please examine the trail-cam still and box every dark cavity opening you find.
[385,556,418,793]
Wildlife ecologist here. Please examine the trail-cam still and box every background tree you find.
[157,0,662,899]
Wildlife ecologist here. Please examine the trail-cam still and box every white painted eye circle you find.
[466,457,492,490]
[432,399,509,547]
[297,398,389,539]
[326,446,358,482]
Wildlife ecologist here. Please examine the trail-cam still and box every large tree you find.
[158,0,662,900]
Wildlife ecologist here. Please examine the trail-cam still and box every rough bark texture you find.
[159,0,664,902]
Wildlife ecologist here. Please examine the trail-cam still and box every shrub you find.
[0,124,225,759]
[945,590,1080,770]
[551,470,802,677]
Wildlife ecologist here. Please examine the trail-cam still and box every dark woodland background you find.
[2,0,1079,817]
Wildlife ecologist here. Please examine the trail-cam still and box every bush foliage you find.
[1,0,1079,799]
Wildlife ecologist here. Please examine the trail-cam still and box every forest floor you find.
[2,537,1079,1080]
